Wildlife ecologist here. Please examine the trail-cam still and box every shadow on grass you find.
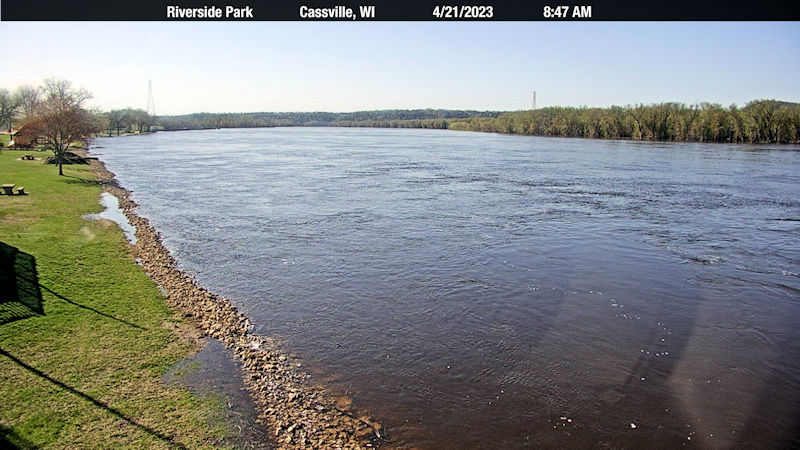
[0,347,187,449]
[61,175,101,186]
[0,241,145,330]
[0,423,39,449]
[38,284,146,331]
[0,242,44,325]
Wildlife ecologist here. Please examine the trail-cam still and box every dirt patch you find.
[162,319,205,348]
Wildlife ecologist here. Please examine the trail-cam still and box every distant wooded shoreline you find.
[153,100,800,144]
[4,81,796,147]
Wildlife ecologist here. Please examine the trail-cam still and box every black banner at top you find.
[2,0,799,21]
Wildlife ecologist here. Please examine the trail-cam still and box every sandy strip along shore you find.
[88,154,388,449]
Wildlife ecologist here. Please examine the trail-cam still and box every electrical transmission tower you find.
[146,80,156,116]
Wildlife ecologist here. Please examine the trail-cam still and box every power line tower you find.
[146,80,156,116]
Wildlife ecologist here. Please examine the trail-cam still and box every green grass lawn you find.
[0,150,233,448]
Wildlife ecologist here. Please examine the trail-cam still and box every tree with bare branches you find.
[36,79,102,175]
[0,89,19,131]
[13,85,41,120]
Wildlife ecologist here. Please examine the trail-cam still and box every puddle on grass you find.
[83,192,266,445]
[164,338,272,449]
[83,192,137,243]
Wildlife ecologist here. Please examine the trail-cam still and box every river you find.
[94,128,800,448]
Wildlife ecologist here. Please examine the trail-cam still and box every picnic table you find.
[23,155,35,160]
[1,184,15,195]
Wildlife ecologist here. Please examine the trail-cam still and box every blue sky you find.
[1,22,798,114]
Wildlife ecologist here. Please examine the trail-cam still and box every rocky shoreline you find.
[87,155,387,449]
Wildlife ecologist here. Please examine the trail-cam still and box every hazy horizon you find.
[1,22,798,115]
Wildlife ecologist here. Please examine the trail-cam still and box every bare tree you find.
[37,79,102,176]
[13,85,41,119]
[0,89,20,131]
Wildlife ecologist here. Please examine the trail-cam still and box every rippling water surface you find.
[95,128,800,448]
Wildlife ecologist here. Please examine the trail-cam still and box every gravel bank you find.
[88,155,388,449]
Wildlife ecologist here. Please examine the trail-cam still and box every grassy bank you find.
[0,149,233,448]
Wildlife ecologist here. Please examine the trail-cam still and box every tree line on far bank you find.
[446,100,800,144]
[156,109,499,130]
[155,100,800,144]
